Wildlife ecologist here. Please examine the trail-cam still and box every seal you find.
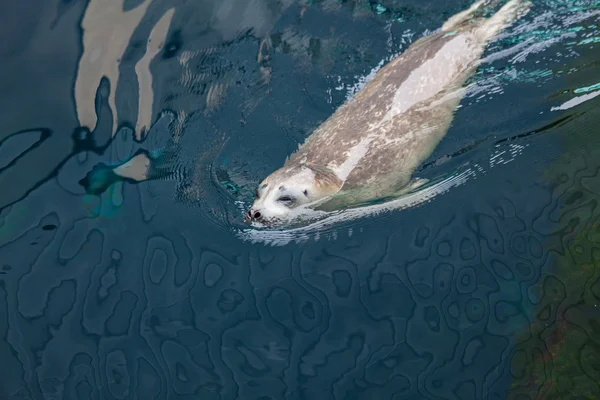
[247,0,530,226]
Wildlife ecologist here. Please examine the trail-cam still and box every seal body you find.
[249,0,530,224]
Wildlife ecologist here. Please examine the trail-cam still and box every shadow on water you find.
[509,92,600,398]
[0,0,599,399]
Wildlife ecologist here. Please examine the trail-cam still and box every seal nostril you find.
[253,211,261,219]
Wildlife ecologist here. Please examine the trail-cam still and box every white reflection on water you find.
[75,0,150,135]
[75,0,175,140]
[135,9,175,140]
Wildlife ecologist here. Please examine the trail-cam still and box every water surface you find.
[1,0,600,399]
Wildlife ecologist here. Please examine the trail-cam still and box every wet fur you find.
[252,0,530,218]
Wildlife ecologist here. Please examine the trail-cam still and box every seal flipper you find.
[475,0,531,43]
[442,0,529,35]
[80,147,176,195]
[313,177,430,212]
[441,0,486,31]
[395,177,430,195]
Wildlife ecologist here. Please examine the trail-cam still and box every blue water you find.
[1,0,600,399]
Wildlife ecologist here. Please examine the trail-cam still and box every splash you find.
[551,89,600,110]
[235,138,529,245]
[236,168,475,246]
[470,0,600,99]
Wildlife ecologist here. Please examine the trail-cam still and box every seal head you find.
[247,164,342,225]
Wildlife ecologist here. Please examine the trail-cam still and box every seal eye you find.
[303,190,308,197]
[278,196,294,205]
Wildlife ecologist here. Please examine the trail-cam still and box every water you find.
[1,0,599,399]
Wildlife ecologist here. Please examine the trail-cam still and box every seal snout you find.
[246,208,263,222]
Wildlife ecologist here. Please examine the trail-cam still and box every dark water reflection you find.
[1,0,600,399]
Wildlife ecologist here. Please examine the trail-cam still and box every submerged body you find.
[248,0,529,225]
